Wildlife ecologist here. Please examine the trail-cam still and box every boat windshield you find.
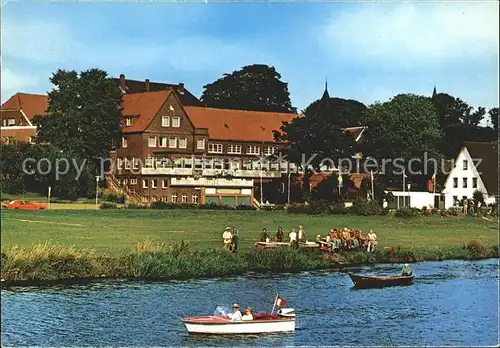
[213,306,231,317]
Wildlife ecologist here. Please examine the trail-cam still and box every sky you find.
[2,1,499,115]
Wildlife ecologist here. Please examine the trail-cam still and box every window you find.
[117,158,123,170]
[192,194,199,204]
[132,158,139,170]
[142,179,148,188]
[151,179,158,188]
[181,194,188,203]
[142,196,149,203]
[171,194,178,203]
[172,117,180,127]
[130,178,137,185]
[208,143,223,153]
[123,179,128,185]
[7,118,15,126]
[151,196,158,202]
[472,177,478,188]
[148,136,157,147]
[179,138,187,149]
[125,118,132,127]
[124,158,131,170]
[162,116,170,127]
[247,145,260,155]
[160,196,168,202]
[162,179,168,189]
[228,145,242,154]
[2,119,6,127]
[168,137,177,148]
[462,178,467,188]
[197,139,205,150]
[122,136,128,148]
[463,160,468,170]
[157,136,167,148]
[453,178,458,188]
[265,146,278,156]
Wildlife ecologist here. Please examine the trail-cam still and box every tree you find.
[303,97,367,128]
[489,107,498,131]
[274,94,357,172]
[32,69,123,170]
[363,94,443,176]
[201,64,296,113]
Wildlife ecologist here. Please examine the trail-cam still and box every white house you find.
[442,142,498,209]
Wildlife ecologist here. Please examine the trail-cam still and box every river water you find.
[1,259,499,346]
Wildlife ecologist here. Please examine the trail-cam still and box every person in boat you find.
[260,228,270,242]
[367,229,377,252]
[227,303,243,321]
[276,226,284,242]
[232,228,239,253]
[222,227,233,251]
[242,307,254,321]
[401,263,413,276]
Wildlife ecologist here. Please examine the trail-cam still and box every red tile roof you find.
[1,93,49,120]
[121,90,172,133]
[184,106,297,142]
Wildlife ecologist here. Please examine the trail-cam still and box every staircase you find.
[106,173,142,205]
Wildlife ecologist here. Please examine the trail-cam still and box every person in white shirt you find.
[222,227,232,250]
[367,230,377,252]
[289,229,297,243]
[227,303,243,321]
[242,307,254,321]
[298,225,305,242]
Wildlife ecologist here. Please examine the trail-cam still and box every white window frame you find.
[228,144,242,154]
[122,136,128,148]
[117,158,123,170]
[172,117,180,128]
[143,179,148,188]
[197,139,205,150]
[265,146,278,156]
[125,118,132,127]
[162,116,170,127]
[179,137,187,149]
[168,137,177,148]
[159,136,167,148]
[247,145,260,155]
[208,143,223,153]
[132,158,139,170]
[148,136,157,148]
[181,194,188,203]
[124,158,131,170]
[130,178,137,185]
[7,118,15,126]
[162,179,168,189]
[192,194,199,204]
[462,178,467,188]
[171,194,178,203]
[463,160,468,170]
[151,179,158,189]
[123,179,128,185]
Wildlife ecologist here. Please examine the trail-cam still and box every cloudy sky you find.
[2,1,498,112]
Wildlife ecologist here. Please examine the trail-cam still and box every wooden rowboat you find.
[348,272,414,289]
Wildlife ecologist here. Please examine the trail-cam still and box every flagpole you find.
[433,171,436,208]
[370,171,375,201]
[402,168,406,208]
[271,294,278,314]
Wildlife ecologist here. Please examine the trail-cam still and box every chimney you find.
[144,79,150,92]
[119,74,126,93]
[178,83,185,95]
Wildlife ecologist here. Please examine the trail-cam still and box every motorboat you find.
[348,272,414,289]
[183,305,296,335]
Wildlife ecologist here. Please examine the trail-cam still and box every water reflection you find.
[1,259,498,346]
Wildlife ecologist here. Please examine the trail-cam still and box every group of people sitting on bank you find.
[316,228,378,252]
[260,226,306,246]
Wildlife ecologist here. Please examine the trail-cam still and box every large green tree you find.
[201,64,296,113]
[362,94,443,184]
[303,97,367,127]
[33,69,123,168]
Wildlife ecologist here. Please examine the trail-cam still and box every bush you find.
[100,202,118,209]
[102,191,125,204]
[126,203,148,209]
[395,207,421,218]
[329,203,349,215]
[235,204,256,211]
[351,199,382,216]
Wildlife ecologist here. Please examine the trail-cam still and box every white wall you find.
[442,147,492,209]
[388,191,437,209]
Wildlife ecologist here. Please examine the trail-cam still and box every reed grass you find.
[1,239,498,286]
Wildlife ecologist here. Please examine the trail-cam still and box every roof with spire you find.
[321,78,330,100]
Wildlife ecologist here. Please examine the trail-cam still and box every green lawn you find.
[1,210,498,255]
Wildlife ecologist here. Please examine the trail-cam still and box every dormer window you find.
[125,118,132,127]
[172,117,180,128]
[162,116,170,127]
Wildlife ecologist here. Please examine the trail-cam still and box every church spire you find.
[432,85,437,98]
[321,78,330,100]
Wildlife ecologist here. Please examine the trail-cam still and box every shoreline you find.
[1,243,498,288]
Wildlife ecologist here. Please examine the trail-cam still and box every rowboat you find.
[183,299,295,335]
[348,272,414,289]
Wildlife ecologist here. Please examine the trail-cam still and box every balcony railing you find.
[141,166,298,177]
[170,177,254,187]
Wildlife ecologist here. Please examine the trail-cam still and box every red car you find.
[5,200,47,210]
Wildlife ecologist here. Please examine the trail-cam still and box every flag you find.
[275,296,287,308]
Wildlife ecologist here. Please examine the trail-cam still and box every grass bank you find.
[1,240,498,287]
[1,210,498,254]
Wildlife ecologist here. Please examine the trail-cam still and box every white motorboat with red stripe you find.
[182,295,295,335]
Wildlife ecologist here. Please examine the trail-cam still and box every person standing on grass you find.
[222,227,232,250]
[298,225,305,242]
[367,230,377,252]
[232,228,239,253]
[260,228,270,242]
[276,226,284,242]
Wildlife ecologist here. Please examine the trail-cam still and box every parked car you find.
[5,200,47,210]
